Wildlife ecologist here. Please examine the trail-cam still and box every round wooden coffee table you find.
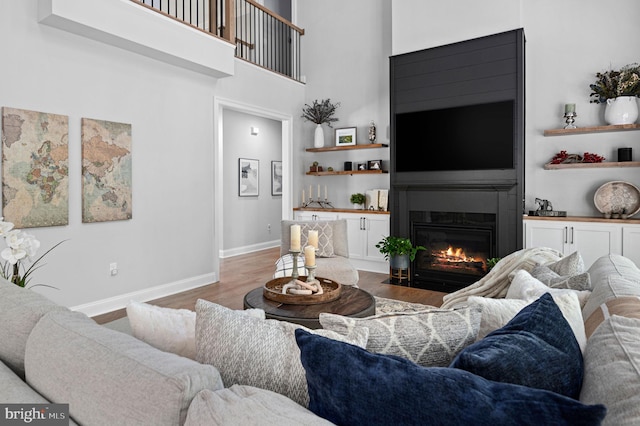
[243,285,376,329]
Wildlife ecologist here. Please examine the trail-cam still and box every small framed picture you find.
[356,162,367,171]
[368,160,382,171]
[271,161,282,196]
[335,127,357,146]
[239,158,259,197]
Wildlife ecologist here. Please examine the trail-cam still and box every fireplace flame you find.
[438,246,479,263]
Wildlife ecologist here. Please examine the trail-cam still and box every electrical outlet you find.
[110,262,118,276]
[267,224,271,232]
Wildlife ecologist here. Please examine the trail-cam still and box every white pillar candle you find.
[308,230,319,249]
[317,184,320,200]
[290,225,301,251]
[324,185,327,199]
[302,189,305,204]
[304,245,316,267]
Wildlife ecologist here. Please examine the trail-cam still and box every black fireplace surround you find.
[390,29,525,292]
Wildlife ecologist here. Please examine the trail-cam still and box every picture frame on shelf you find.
[368,159,382,171]
[271,161,282,196]
[357,162,367,171]
[335,127,357,146]
[239,158,259,197]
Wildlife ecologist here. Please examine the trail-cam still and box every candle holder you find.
[288,249,301,284]
[305,264,319,285]
[301,197,335,209]
[563,112,577,129]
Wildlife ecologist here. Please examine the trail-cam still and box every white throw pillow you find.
[468,293,587,353]
[126,300,265,359]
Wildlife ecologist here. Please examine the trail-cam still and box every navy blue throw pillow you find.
[449,293,583,399]
[295,329,606,426]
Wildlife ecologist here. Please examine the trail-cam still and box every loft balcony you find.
[38,0,304,82]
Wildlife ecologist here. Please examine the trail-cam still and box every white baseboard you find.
[220,240,280,258]
[351,259,389,274]
[71,272,217,318]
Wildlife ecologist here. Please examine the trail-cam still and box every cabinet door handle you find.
[570,227,574,245]
[564,227,568,244]
[360,217,365,230]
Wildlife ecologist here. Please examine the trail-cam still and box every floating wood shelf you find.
[306,143,388,152]
[543,123,640,136]
[306,170,389,176]
[544,161,640,170]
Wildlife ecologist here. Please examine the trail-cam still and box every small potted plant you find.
[375,236,426,270]
[350,193,366,209]
[309,161,323,172]
[301,99,340,148]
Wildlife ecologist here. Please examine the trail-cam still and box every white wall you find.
[391,0,640,216]
[222,109,282,255]
[0,1,303,314]
[297,0,392,209]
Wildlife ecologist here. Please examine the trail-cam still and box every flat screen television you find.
[394,100,515,172]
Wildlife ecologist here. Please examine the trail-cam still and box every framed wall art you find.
[368,159,382,171]
[239,158,259,196]
[271,161,282,196]
[335,127,356,146]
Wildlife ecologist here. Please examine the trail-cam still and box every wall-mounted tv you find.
[395,100,515,172]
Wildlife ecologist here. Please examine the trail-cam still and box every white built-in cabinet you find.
[294,209,390,273]
[524,217,640,269]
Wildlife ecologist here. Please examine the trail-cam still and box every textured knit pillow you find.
[531,264,592,291]
[295,329,607,426]
[127,301,265,359]
[319,306,481,367]
[300,222,334,257]
[194,299,368,407]
[450,293,583,399]
[545,251,585,276]
[507,269,591,307]
[580,315,640,425]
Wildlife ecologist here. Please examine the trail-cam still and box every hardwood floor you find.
[92,247,446,324]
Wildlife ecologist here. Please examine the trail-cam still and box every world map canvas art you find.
[81,118,132,223]
[1,107,69,228]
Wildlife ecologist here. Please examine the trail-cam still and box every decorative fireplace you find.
[411,212,496,292]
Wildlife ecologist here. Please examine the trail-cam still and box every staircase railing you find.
[132,0,304,82]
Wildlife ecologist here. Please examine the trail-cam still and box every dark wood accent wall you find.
[390,29,525,258]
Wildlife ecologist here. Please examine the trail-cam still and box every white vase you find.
[604,96,639,125]
[313,124,324,148]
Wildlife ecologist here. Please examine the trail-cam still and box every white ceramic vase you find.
[604,96,639,125]
[313,124,324,148]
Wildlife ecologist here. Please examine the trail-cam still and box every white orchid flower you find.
[21,233,40,258]
[0,219,14,237]
[1,246,27,265]
[5,230,25,250]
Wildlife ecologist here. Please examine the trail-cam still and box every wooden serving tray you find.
[263,276,342,305]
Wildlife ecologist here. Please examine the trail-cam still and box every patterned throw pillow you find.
[295,329,606,426]
[194,299,368,407]
[531,264,592,291]
[300,222,334,257]
[507,269,591,308]
[319,306,481,367]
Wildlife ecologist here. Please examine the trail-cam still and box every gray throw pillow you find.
[195,299,368,407]
[531,264,592,291]
[545,251,585,276]
[319,306,481,367]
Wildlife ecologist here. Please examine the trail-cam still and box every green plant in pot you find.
[375,236,426,269]
[350,193,366,209]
